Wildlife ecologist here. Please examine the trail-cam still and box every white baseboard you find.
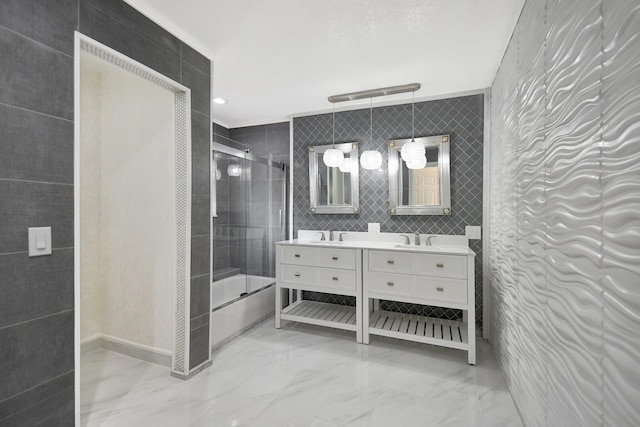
[81,334,172,367]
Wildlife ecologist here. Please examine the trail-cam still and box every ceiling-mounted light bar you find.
[328,83,421,103]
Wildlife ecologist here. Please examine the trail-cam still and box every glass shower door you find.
[245,159,286,292]
[212,143,287,309]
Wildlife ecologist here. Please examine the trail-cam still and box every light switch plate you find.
[465,225,482,240]
[28,227,52,256]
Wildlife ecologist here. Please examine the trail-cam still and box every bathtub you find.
[210,274,275,349]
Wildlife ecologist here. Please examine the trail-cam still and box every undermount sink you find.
[393,244,440,250]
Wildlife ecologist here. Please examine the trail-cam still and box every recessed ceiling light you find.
[212,97,227,105]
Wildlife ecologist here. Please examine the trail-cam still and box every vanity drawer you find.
[280,265,317,286]
[280,265,356,291]
[281,246,356,270]
[413,276,467,304]
[414,253,466,279]
[368,273,413,295]
[316,268,356,290]
[368,251,413,274]
[368,273,467,304]
[281,246,317,266]
[315,248,356,270]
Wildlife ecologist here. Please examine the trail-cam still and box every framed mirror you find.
[388,135,451,215]
[309,142,359,214]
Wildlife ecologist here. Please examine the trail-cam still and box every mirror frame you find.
[388,134,451,215]
[309,142,360,214]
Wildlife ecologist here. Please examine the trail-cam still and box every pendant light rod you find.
[328,83,421,103]
[411,91,415,141]
[332,102,336,146]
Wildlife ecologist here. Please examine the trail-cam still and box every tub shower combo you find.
[210,140,287,347]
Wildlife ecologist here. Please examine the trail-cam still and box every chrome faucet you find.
[415,232,420,246]
[399,234,411,244]
[339,232,348,242]
[318,232,326,241]
[426,235,435,246]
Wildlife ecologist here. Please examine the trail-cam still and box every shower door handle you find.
[279,209,283,228]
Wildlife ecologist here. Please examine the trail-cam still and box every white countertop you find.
[276,239,475,256]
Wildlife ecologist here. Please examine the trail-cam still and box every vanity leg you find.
[296,289,302,302]
[373,299,380,312]
[275,285,282,329]
[362,298,369,344]
[468,318,476,365]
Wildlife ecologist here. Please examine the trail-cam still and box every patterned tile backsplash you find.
[292,95,484,322]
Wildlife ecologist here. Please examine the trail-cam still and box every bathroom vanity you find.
[275,233,476,364]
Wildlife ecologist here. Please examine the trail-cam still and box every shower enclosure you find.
[211,142,287,310]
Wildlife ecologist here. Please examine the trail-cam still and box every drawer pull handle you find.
[294,254,301,258]
[387,260,395,265]
[294,273,301,277]
[387,282,394,286]
[332,277,339,281]
[332,256,338,260]
[436,263,444,268]
[436,287,444,292]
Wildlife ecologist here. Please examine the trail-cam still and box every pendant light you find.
[406,155,427,170]
[401,91,425,163]
[360,98,383,170]
[323,103,344,168]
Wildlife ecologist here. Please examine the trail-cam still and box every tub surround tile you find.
[189,322,210,368]
[191,110,211,156]
[83,0,181,56]
[0,310,74,402]
[181,43,210,75]
[0,249,73,329]
[0,380,74,427]
[213,123,230,138]
[79,2,181,83]
[190,235,210,278]
[0,180,73,254]
[190,313,209,331]
[0,104,74,184]
[190,275,210,320]
[191,152,210,197]
[0,0,77,56]
[0,371,73,423]
[182,62,211,116]
[190,194,210,236]
[0,27,73,120]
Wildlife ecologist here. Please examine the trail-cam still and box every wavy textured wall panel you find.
[602,1,640,426]
[490,0,640,426]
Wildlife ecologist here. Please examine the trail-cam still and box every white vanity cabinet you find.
[363,248,476,365]
[275,243,362,342]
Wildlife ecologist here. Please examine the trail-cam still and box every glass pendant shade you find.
[323,148,344,167]
[338,161,351,173]
[406,155,427,169]
[401,139,425,162]
[360,149,382,170]
[227,163,241,177]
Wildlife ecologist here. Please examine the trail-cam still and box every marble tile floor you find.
[81,318,523,427]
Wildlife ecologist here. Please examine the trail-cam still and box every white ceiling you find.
[124,0,524,128]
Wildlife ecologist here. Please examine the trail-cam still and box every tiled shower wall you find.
[489,0,640,426]
[292,95,484,321]
[0,1,211,423]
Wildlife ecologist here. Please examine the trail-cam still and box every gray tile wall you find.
[0,1,211,423]
[292,96,484,321]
